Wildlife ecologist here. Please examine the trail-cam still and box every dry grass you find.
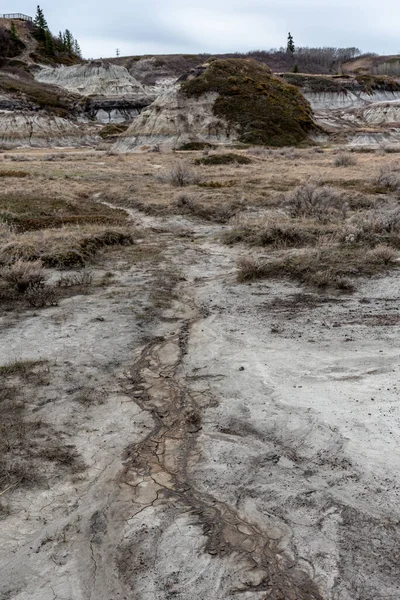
[0,191,128,232]
[224,215,335,248]
[237,246,398,289]
[0,359,84,491]
[0,259,60,308]
[0,226,135,268]
[1,146,400,301]
[0,259,45,292]
[175,192,244,223]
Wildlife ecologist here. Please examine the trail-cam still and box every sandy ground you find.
[1,148,400,599]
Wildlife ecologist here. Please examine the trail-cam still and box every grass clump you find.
[237,246,398,289]
[0,259,59,307]
[181,58,315,147]
[1,259,44,293]
[1,227,135,268]
[224,217,333,248]
[175,192,243,223]
[0,359,48,378]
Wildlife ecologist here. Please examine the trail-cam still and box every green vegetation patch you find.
[195,153,252,165]
[99,123,129,139]
[181,59,315,147]
[179,141,215,151]
[0,170,29,178]
[0,73,81,117]
[281,73,342,93]
[355,74,400,93]
[0,192,128,232]
[282,73,400,95]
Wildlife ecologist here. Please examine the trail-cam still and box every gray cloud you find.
[13,0,400,58]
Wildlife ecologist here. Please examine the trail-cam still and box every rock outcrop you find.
[113,87,229,151]
[35,61,155,123]
[35,61,147,97]
[0,112,99,147]
[282,73,400,147]
[113,59,316,152]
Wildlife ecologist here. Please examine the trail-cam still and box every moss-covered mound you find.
[181,59,315,146]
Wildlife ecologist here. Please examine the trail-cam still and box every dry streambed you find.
[1,150,400,599]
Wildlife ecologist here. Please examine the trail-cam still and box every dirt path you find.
[1,203,400,599]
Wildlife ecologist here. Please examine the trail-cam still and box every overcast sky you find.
[5,1,400,58]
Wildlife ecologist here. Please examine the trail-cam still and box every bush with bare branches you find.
[285,184,348,223]
[160,163,201,187]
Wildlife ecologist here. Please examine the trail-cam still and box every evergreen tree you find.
[287,32,295,54]
[58,31,64,48]
[33,5,49,41]
[73,39,82,57]
[63,29,74,54]
[292,63,299,73]
[44,29,55,55]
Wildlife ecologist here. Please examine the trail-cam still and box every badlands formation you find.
[1,18,400,600]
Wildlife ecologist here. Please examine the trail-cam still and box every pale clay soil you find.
[1,147,400,600]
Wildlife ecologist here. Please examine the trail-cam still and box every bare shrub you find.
[0,259,45,293]
[160,163,201,186]
[57,271,93,287]
[374,164,400,191]
[334,154,357,167]
[248,147,269,157]
[343,205,400,245]
[286,184,347,223]
[366,245,397,264]
[25,285,59,308]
